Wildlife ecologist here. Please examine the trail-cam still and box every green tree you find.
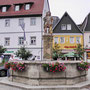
[16,47,32,60]
[74,44,84,60]
[53,43,62,60]
[0,45,6,55]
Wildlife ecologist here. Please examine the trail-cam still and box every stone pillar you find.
[84,52,87,61]
[43,35,53,60]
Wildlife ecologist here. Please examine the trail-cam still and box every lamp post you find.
[20,22,27,46]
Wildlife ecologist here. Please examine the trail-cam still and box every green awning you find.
[63,52,79,57]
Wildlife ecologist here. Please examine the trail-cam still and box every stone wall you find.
[43,35,53,60]
[9,61,87,86]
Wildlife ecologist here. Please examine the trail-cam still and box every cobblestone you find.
[0,84,24,90]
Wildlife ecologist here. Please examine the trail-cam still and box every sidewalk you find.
[0,69,90,90]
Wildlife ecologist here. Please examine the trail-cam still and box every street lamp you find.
[20,22,27,46]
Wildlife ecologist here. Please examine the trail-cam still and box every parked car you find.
[0,55,10,77]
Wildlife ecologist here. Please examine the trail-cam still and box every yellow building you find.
[53,12,83,53]
[53,34,83,52]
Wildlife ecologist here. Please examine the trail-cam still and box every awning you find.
[63,52,79,57]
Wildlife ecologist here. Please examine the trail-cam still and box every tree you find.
[0,45,6,55]
[74,44,84,60]
[16,47,32,60]
[52,43,62,60]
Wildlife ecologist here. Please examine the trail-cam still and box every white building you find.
[0,0,50,60]
[80,13,90,60]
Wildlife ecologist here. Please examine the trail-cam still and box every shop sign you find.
[64,46,76,48]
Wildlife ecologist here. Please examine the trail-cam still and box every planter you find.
[9,60,88,86]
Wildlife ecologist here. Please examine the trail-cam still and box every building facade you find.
[80,13,90,59]
[53,12,83,54]
[0,0,50,60]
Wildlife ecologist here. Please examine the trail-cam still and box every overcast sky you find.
[49,0,90,24]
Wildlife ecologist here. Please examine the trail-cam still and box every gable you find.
[53,12,82,33]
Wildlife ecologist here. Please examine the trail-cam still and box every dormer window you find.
[25,4,30,10]
[15,5,20,11]
[2,7,7,12]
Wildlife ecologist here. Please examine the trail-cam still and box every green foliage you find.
[0,45,6,55]
[74,44,84,59]
[52,43,63,60]
[42,62,66,72]
[77,61,89,71]
[5,62,26,71]
[52,52,58,60]
[16,47,32,60]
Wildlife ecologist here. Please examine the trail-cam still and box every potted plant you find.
[77,61,89,71]
[16,47,32,60]
[42,62,66,72]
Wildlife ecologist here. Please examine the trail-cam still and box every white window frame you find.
[67,24,71,30]
[70,37,74,43]
[18,37,24,45]
[5,37,10,46]
[25,4,30,10]
[15,5,20,11]
[61,24,66,30]
[2,7,7,12]
[30,17,36,26]
[19,18,24,26]
[54,37,58,44]
[5,19,10,27]
[60,37,65,44]
[30,37,36,45]
[76,37,81,44]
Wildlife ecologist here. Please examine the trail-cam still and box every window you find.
[19,19,24,26]
[70,37,74,43]
[61,24,66,30]
[30,37,36,45]
[54,37,58,44]
[60,37,65,44]
[5,19,10,27]
[89,36,90,43]
[2,7,7,12]
[15,5,20,11]
[5,37,10,46]
[61,24,71,30]
[18,37,24,45]
[30,17,36,25]
[67,24,71,30]
[76,37,80,43]
[25,4,30,10]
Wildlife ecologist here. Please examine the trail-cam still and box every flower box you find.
[42,62,66,72]
[77,61,89,71]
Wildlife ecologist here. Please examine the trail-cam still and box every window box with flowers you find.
[77,61,89,71]
[5,62,26,72]
[42,62,66,72]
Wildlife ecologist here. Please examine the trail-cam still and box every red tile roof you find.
[0,0,44,17]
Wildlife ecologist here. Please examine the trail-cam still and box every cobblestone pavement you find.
[0,84,24,90]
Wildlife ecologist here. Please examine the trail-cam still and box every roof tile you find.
[0,0,44,17]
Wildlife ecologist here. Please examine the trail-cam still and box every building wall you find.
[84,32,90,48]
[53,33,83,51]
[0,17,42,60]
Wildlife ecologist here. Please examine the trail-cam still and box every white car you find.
[9,54,22,61]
